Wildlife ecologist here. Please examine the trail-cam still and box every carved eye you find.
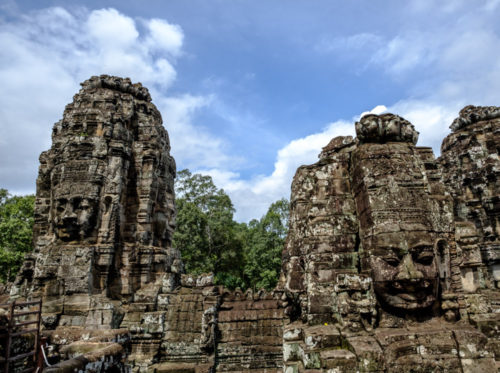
[413,245,434,265]
[416,253,434,266]
[57,199,67,212]
[383,257,400,267]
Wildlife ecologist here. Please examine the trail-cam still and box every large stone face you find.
[352,115,459,319]
[281,109,499,372]
[13,75,181,329]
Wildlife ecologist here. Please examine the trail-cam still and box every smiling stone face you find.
[53,195,99,241]
[280,109,499,371]
[368,232,438,310]
[50,163,103,243]
[350,113,454,317]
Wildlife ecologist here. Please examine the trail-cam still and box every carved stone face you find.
[368,232,438,311]
[53,196,98,241]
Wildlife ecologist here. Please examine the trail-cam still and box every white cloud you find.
[0,5,255,220]
[388,100,458,152]
[146,19,184,55]
[439,29,500,77]
[218,9,500,221]
[318,2,500,157]
[0,6,184,92]
[86,8,139,48]
[370,32,441,76]
[380,9,500,155]
[360,105,387,119]
[254,121,354,195]
[201,118,358,221]
[158,94,236,171]
[2,3,500,224]
[0,6,207,195]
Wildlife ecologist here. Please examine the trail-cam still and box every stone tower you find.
[440,105,500,292]
[281,112,499,372]
[14,75,182,329]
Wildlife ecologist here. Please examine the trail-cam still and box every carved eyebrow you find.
[371,247,404,257]
[412,243,433,251]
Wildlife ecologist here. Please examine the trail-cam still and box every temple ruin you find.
[5,76,500,372]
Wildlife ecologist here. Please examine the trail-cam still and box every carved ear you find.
[435,239,451,291]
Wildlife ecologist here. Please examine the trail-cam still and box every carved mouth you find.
[374,279,437,309]
[391,283,433,302]
[397,292,429,302]
[56,224,79,240]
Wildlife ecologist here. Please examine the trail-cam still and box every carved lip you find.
[397,292,431,302]
[55,225,79,240]
[380,280,436,305]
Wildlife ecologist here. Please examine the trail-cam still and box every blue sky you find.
[1,0,500,221]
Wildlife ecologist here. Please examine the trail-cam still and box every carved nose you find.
[62,210,77,221]
[396,254,424,281]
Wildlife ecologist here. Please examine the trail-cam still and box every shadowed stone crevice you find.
[450,330,466,373]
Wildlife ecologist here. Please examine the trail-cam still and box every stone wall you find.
[216,289,285,372]
[126,274,286,373]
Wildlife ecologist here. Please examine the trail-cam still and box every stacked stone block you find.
[216,290,285,372]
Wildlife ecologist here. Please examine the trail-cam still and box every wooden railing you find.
[0,299,42,373]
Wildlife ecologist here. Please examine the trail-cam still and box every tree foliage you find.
[242,198,289,290]
[0,189,35,282]
[173,170,289,290]
[173,170,245,289]
[0,171,289,290]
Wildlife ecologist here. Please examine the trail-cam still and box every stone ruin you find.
[10,76,285,372]
[7,76,500,372]
[14,75,180,326]
[281,110,500,372]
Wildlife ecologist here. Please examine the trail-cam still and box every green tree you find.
[0,189,35,282]
[173,170,290,290]
[243,198,290,290]
[173,170,245,288]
